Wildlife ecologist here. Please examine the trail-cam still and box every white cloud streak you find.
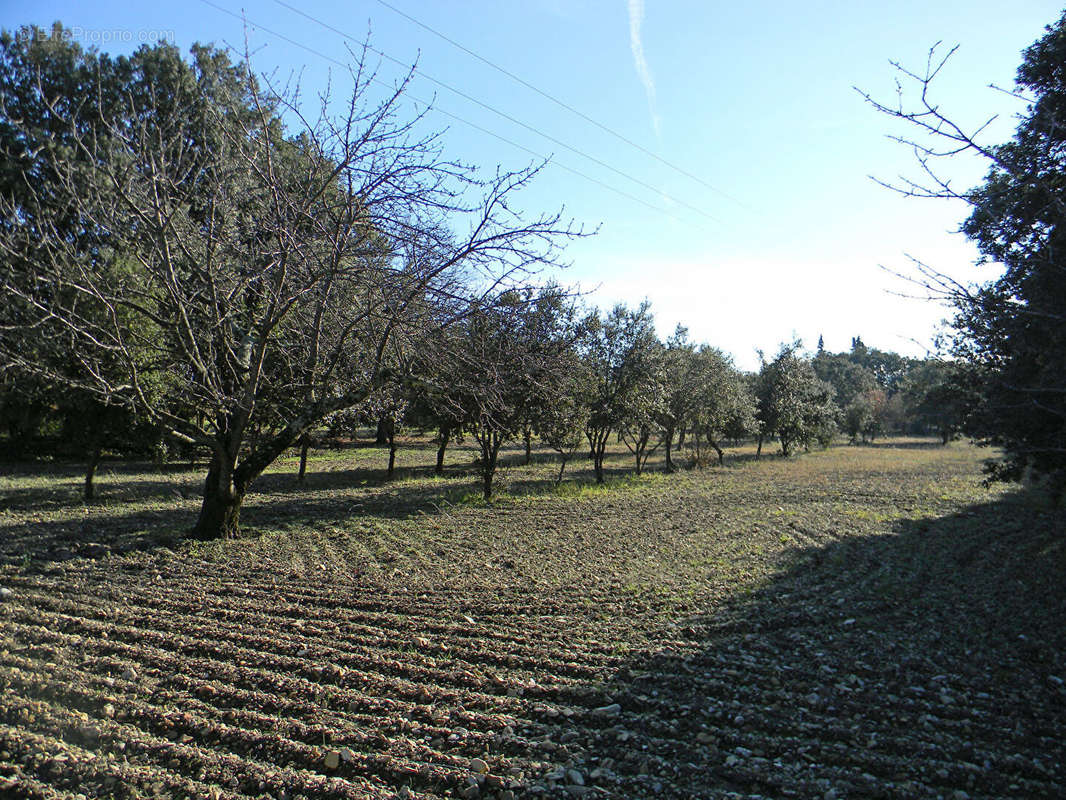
[627,0,661,138]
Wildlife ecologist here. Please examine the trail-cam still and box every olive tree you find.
[581,303,664,481]
[687,347,756,466]
[755,344,839,457]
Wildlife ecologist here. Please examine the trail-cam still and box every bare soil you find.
[0,439,1063,798]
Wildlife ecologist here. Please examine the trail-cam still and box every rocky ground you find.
[0,440,1063,798]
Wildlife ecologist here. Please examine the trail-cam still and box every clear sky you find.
[4,0,1063,369]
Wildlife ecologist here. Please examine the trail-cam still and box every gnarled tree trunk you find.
[296,433,311,484]
[435,425,451,475]
[708,438,724,466]
[587,427,610,483]
[192,454,245,540]
[84,444,102,502]
[386,421,397,479]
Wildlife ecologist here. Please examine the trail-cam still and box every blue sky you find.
[5,1,1063,369]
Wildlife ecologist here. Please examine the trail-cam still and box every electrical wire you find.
[368,0,744,205]
[270,0,720,223]
[195,0,711,229]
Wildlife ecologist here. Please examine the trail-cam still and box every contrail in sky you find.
[627,0,661,138]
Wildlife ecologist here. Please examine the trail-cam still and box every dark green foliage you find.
[580,303,664,482]
[756,344,839,456]
[862,12,1066,498]
[952,16,1066,493]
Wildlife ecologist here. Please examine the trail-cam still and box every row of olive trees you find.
[358,306,972,499]
[331,295,916,500]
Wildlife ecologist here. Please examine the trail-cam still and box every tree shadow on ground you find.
[0,448,656,568]
[863,438,949,450]
[537,493,1066,798]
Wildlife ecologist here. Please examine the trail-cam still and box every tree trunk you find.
[386,431,397,478]
[756,434,763,459]
[375,417,389,445]
[297,434,310,484]
[709,438,724,466]
[592,438,607,483]
[524,428,532,465]
[84,445,102,502]
[555,455,568,485]
[677,425,686,449]
[664,426,675,472]
[435,425,451,475]
[481,433,500,500]
[192,454,244,540]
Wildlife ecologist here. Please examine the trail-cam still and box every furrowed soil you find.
[0,439,1064,799]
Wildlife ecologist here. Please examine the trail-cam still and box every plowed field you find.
[1,440,1064,798]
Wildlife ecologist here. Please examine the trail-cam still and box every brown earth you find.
[0,439,1063,798]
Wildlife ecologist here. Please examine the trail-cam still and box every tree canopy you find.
[0,24,583,536]
[862,11,1066,497]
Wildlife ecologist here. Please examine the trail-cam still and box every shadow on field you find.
[0,459,205,514]
[0,448,652,567]
[863,439,948,451]
[541,494,1066,798]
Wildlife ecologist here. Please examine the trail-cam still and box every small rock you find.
[0,588,12,600]
[469,757,489,774]
[396,787,413,800]
[566,769,584,786]
[102,703,115,719]
[77,723,100,742]
[121,668,137,681]
[499,792,515,800]
[593,703,621,716]
[462,615,476,625]
[339,747,355,763]
[842,618,856,626]
[324,750,341,770]
[83,543,110,558]
[951,791,970,800]
[459,785,480,799]
[564,787,589,797]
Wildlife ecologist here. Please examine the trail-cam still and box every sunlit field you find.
[1,438,1063,798]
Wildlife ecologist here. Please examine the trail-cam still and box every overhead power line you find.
[270,0,720,224]
[368,0,743,205]
[196,0,710,229]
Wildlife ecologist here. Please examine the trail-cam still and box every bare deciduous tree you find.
[0,28,585,537]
